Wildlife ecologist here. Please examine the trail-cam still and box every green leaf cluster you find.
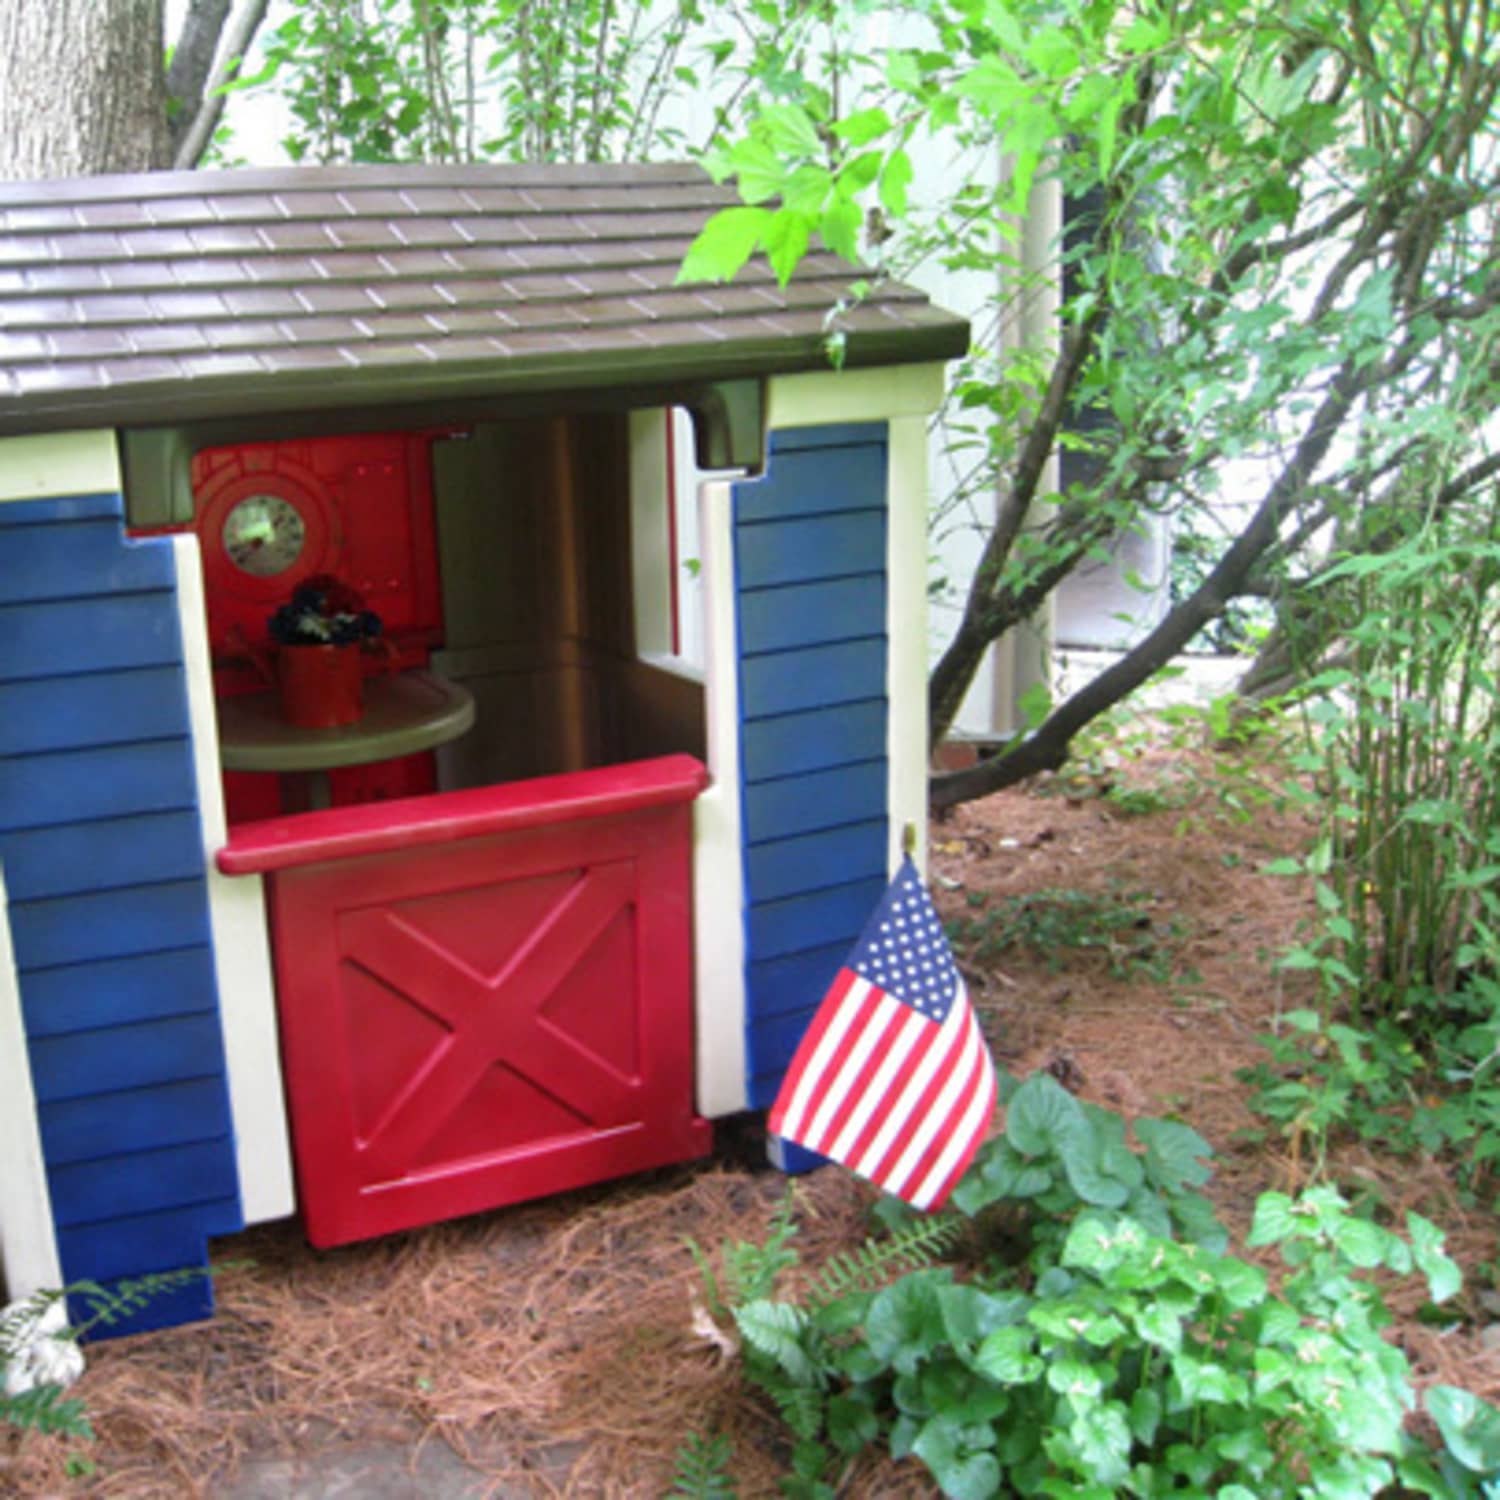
[688,1082,1499,1497]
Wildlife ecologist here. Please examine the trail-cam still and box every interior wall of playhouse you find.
[122,407,711,821]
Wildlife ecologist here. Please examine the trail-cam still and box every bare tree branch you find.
[172,0,272,170]
[165,0,232,161]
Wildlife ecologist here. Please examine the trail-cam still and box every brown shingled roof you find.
[0,163,968,435]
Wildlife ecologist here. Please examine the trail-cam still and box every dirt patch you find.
[7,735,1499,1495]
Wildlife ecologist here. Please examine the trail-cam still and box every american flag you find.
[768,857,997,1211]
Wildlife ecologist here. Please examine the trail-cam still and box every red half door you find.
[262,785,712,1247]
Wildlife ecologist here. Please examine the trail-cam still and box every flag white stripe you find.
[827,1007,929,1162]
[884,1008,983,1198]
[851,991,966,1181]
[804,993,902,1150]
[908,1049,995,1210]
[776,975,875,1140]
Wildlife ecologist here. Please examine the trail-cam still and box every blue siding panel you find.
[0,590,183,682]
[0,811,207,902]
[742,760,888,845]
[747,941,852,1018]
[0,739,198,829]
[0,490,240,1337]
[41,1079,234,1165]
[28,1012,228,1104]
[733,443,887,523]
[0,667,191,755]
[59,1207,222,1332]
[748,1006,827,1106]
[766,422,887,456]
[744,821,888,905]
[746,875,888,962]
[0,492,124,527]
[733,425,892,1119]
[741,639,886,718]
[0,517,176,604]
[21,947,219,1036]
[735,513,885,589]
[50,1140,240,1229]
[10,880,213,971]
[737,577,886,655]
[741,701,887,783]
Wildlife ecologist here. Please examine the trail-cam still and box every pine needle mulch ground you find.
[7,731,1500,1496]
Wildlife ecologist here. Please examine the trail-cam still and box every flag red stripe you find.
[920,1061,998,1211]
[901,1011,991,1204]
[839,1011,943,1168]
[828,1006,931,1163]
[882,1008,984,1197]
[806,997,904,1157]
[768,967,862,1139]
[851,1002,964,1185]
[794,983,888,1148]
[861,1008,970,1191]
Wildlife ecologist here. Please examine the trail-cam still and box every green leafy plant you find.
[670,1430,739,1499]
[948,887,1181,984]
[689,1077,1500,1497]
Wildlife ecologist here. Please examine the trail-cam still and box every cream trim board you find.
[171,536,296,1226]
[0,430,121,503]
[692,477,748,1119]
[628,409,674,658]
[765,363,948,430]
[886,413,931,874]
[0,863,63,1301]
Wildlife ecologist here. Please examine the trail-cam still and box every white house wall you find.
[170,536,295,1228]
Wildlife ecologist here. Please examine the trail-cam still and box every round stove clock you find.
[222,492,307,577]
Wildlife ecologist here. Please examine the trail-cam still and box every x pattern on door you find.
[266,802,710,1246]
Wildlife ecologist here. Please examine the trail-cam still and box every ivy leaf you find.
[973,1325,1043,1385]
[1069,1402,1132,1486]
[951,1139,1052,1215]
[1204,1255,1266,1311]
[1331,1215,1389,1270]
[1407,1213,1462,1303]
[1136,1301,1183,1354]
[1045,1356,1105,1399]
[1006,1072,1084,1158]
[1130,1387,1162,1445]
[1247,1192,1298,1247]
[1425,1385,1500,1474]
[912,1415,1002,1500]
[866,1271,952,1375]
[1135,1117,1215,1192]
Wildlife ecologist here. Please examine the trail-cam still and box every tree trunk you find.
[0,0,168,179]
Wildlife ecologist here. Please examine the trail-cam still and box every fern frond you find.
[734,1299,820,1385]
[770,1381,828,1443]
[694,1189,804,1321]
[669,1430,739,1499]
[805,1212,964,1308]
[72,1267,212,1334]
[684,1236,727,1324]
[0,1381,93,1439]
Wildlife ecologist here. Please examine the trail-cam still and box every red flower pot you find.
[277,643,364,728]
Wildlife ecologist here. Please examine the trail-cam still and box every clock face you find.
[222,493,307,577]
